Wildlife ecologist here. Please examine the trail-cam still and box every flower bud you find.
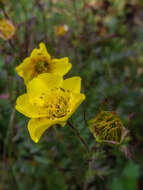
[88,111,124,144]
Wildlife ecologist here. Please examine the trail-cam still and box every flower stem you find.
[67,121,89,153]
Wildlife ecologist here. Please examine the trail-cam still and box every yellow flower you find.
[0,19,16,40]
[16,73,85,143]
[88,111,124,144]
[16,43,72,84]
[55,25,69,37]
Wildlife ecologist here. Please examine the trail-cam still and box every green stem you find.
[3,108,22,189]
[67,121,89,153]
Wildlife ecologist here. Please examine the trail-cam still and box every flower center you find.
[46,88,71,119]
[35,61,51,74]
[33,88,71,119]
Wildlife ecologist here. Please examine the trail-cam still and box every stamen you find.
[35,61,51,74]
[33,88,71,119]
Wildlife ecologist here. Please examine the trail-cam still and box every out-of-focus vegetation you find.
[0,0,143,189]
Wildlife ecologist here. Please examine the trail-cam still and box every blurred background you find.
[0,0,143,189]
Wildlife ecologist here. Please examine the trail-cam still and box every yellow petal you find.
[39,42,51,58]
[31,42,51,61]
[62,76,82,93]
[16,57,35,84]
[51,57,72,76]
[15,94,40,118]
[64,93,86,121]
[70,93,85,115]
[16,93,56,118]
[27,73,63,96]
[28,117,66,143]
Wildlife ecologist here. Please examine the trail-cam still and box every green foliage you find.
[111,161,139,190]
